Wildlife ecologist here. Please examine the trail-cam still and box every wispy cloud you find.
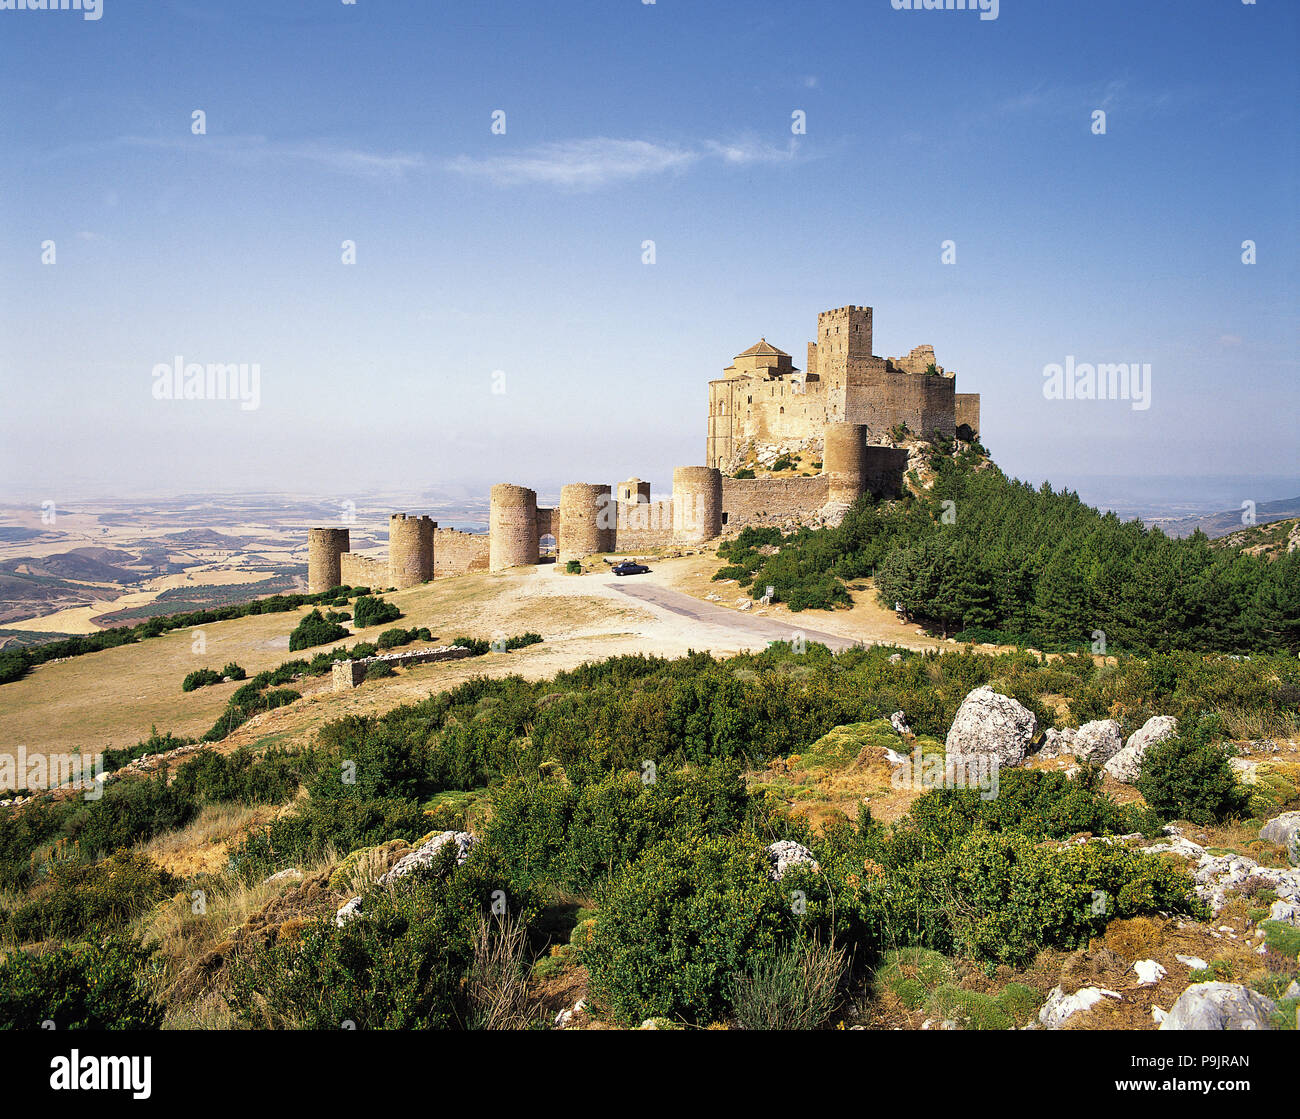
[43,134,426,180]
[447,138,698,189]
[703,136,800,166]
[448,135,801,190]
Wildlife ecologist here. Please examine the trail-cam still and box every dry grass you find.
[138,803,278,878]
[464,911,539,1030]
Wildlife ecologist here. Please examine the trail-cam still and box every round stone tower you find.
[823,422,869,505]
[388,514,435,589]
[307,527,350,594]
[489,484,539,571]
[671,466,723,545]
[558,483,615,563]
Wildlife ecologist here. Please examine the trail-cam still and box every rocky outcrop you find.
[766,840,819,881]
[945,685,1036,768]
[1260,812,1300,866]
[1039,720,1123,764]
[1103,715,1178,784]
[1160,982,1276,1031]
[379,831,478,886]
[1142,832,1300,914]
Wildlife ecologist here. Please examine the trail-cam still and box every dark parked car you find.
[611,561,650,576]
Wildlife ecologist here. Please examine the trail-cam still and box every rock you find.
[1152,1006,1167,1025]
[1260,811,1300,866]
[1144,833,1300,914]
[335,896,363,927]
[1038,985,1121,1029]
[1070,720,1124,764]
[262,868,303,885]
[945,685,1037,769]
[1286,981,1300,999]
[1039,720,1123,764]
[765,839,819,881]
[1175,954,1208,971]
[890,711,912,736]
[1269,898,1300,925]
[1134,960,1166,986]
[379,831,477,885]
[1160,983,1276,1031]
[888,653,902,664]
[1104,715,1178,784]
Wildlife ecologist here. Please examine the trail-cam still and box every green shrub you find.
[0,937,162,1029]
[565,560,582,574]
[366,662,397,680]
[181,667,223,692]
[353,595,401,629]
[583,834,800,1025]
[1137,717,1250,824]
[2,851,177,942]
[225,848,537,1029]
[289,609,348,652]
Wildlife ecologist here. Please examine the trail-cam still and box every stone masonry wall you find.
[433,529,490,576]
[720,476,830,529]
[340,553,387,588]
[332,645,475,691]
[611,498,675,550]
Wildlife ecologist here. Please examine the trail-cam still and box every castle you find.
[306,303,978,591]
[707,305,980,472]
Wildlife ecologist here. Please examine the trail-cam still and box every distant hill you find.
[1211,516,1300,561]
[2,553,140,584]
[1147,496,1300,539]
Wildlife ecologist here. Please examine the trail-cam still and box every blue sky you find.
[1,0,1296,510]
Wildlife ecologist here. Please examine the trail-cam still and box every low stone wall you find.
[434,529,490,576]
[721,476,830,529]
[340,552,386,588]
[332,645,475,691]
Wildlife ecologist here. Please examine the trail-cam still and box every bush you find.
[62,774,197,858]
[221,661,247,681]
[565,560,582,574]
[0,937,162,1029]
[729,936,847,1030]
[2,851,177,942]
[883,830,1203,967]
[289,609,348,652]
[224,847,537,1028]
[181,667,223,692]
[353,595,401,629]
[583,834,799,1025]
[366,662,397,680]
[1137,717,1250,824]
[377,628,415,650]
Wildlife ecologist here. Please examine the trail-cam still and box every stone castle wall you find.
[612,498,675,550]
[340,552,386,588]
[955,392,981,433]
[721,476,831,529]
[332,644,475,691]
[433,528,489,576]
